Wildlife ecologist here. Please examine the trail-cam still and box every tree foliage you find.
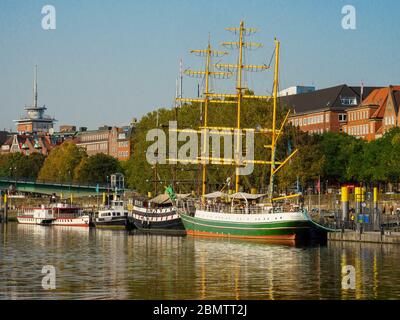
[0,152,45,180]
[37,141,87,183]
[75,153,122,184]
[125,95,289,194]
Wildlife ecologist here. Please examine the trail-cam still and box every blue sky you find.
[0,0,399,131]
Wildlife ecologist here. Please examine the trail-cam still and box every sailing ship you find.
[172,21,336,241]
[128,193,190,231]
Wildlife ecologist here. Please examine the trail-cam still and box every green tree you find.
[38,141,87,183]
[0,152,45,180]
[277,130,324,191]
[125,95,289,195]
[318,132,365,183]
[75,153,122,184]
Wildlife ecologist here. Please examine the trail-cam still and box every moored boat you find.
[51,203,90,227]
[171,21,338,242]
[177,193,333,241]
[17,203,90,227]
[94,199,129,229]
[17,205,56,225]
[128,194,190,231]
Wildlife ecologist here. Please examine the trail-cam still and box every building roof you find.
[281,84,378,116]
[363,86,400,119]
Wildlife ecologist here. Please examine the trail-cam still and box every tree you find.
[0,152,45,180]
[38,141,87,183]
[318,132,365,184]
[75,153,122,184]
[124,96,289,194]
[277,130,325,191]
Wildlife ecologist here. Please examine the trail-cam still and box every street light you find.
[68,170,72,204]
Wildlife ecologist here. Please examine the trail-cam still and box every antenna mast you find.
[33,65,38,108]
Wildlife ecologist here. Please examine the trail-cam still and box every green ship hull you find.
[180,211,332,241]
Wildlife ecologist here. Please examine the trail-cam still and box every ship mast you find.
[174,21,298,202]
[216,21,269,192]
[176,39,232,198]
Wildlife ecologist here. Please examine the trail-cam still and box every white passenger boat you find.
[17,205,56,225]
[17,203,90,227]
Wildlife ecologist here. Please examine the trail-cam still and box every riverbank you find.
[328,230,400,244]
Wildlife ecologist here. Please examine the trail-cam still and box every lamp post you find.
[68,170,72,204]
[106,176,110,206]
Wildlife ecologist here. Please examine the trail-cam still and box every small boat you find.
[51,203,90,227]
[17,203,90,227]
[128,194,190,231]
[94,199,129,228]
[17,205,56,225]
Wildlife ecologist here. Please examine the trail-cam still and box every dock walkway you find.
[328,230,400,244]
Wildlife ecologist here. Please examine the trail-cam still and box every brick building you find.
[76,125,132,161]
[342,86,400,140]
[282,84,379,134]
[1,134,55,156]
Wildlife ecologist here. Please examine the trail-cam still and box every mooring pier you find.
[328,230,400,244]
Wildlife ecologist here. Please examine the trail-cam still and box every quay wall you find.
[328,230,400,244]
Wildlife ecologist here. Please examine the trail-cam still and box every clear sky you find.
[1,0,399,131]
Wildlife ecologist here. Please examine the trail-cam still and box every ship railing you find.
[198,204,270,215]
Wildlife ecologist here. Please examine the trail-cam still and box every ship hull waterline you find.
[179,212,329,241]
[128,207,185,232]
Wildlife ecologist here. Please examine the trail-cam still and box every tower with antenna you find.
[14,65,57,134]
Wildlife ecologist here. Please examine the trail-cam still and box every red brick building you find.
[343,86,400,140]
[76,125,133,161]
[1,134,55,156]
[282,85,378,134]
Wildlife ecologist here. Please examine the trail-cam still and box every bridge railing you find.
[0,176,116,190]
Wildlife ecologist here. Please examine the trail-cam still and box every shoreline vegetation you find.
[2,101,400,195]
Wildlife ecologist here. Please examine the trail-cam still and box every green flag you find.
[165,185,176,201]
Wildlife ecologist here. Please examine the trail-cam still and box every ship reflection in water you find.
[1,223,400,299]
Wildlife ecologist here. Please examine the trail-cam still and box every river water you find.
[1,222,400,300]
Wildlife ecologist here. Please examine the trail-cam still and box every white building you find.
[278,86,315,97]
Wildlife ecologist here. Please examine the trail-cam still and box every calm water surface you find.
[1,222,400,300]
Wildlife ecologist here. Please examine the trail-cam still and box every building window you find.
[340,96,358,106]
[338,114,347,122]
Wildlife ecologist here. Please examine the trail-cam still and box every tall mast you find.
[268,39,280,199]
[173,22,298,202]
[235,21,245,193]
[218,21,267,192]
[33,64,38,108]
[202,42,211,197]
[176,40,231,197]
[154,110,159,195]
[180,59,183,101]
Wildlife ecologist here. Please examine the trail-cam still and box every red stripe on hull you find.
[185,229,297,240]
[52,224,89,227]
